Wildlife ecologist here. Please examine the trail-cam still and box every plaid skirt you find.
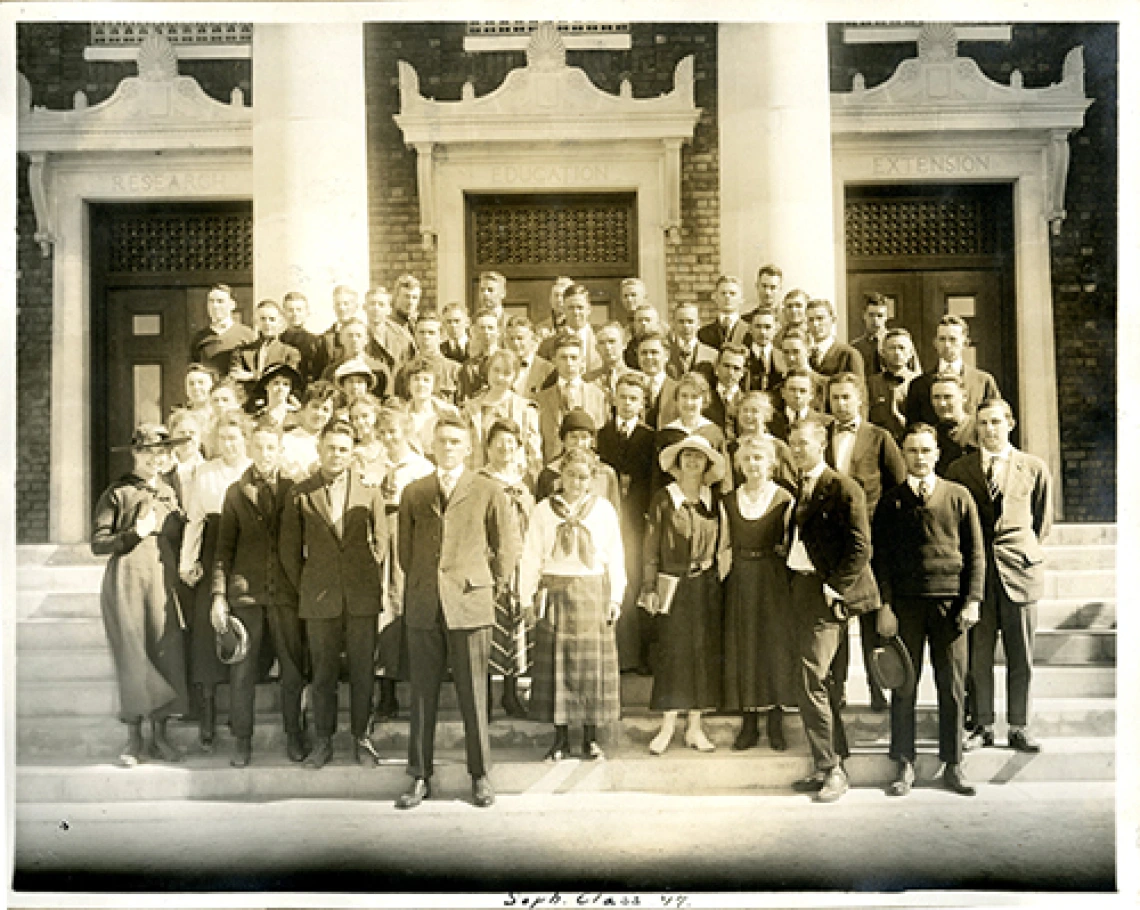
[528,574,621,725]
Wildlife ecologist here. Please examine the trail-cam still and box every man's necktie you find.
[810,347,822,371]
[986,458,1001,500]
[834,420,858,435]
[918,479,931,504]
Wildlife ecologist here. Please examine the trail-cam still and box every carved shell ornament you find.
[526,23,567,72]
[917,22,959,61]
[137,32,180,82]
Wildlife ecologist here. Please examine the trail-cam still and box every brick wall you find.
[363,23,720,314]
[829,23,1118,521]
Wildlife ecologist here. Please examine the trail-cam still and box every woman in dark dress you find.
[92,424,190,766]
[480,419,537,719]
[721,434,797,751]
[641,434,727,754]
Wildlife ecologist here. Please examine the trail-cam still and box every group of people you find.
[92,264,1053,807]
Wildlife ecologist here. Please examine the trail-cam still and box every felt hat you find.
[559,408,597,438]
[333,359,377,390]
[250,361,305,403]
[112,423,192,452]
[869,635,916,696]
[658,434,726,486]
[215,613,251,666]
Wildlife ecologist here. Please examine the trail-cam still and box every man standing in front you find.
[947,399,1053,754]
[873,423,985,797]
[279,421,388,769]
[786,417,880,803]
[397,417,521,809]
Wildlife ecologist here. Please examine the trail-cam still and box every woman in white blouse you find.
[178,411,251,752]
[519,448,626,761]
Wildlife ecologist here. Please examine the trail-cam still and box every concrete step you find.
[1037,598,1116,630]
[1042,524,1116,546]
[848,626,1115,667]
[1041,545,1115,571]
[1043,569,1115,600]
[17,618,107,650]
[19,592,101,621]
[13,736,1114,804]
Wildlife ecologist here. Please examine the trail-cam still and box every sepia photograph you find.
[2,1,1129,904]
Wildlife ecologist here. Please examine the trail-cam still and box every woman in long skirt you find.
[179,411,251,751]
[641,433,726,754]
[721,434,797,751]
[479,418,537,719]
[520,448,626,760]
[92,424,190,766]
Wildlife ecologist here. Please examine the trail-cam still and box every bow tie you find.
[834,421,858,434]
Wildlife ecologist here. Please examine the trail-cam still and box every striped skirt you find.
[528,574,621,725]
[490,588,533,677]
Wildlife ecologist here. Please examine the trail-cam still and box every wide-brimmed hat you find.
[559,408,597,438]
[112,423,192,452]
[215,613,251,666]
[869,635,916,696]
[250,361,305,403]
[333,359,377,390]
[658,434,726,485]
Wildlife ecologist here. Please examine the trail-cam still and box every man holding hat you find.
[872,423,986,797]
[211,417,307,767]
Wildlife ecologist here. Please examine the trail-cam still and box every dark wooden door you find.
[845,184,1016,398]
[466,192,637,325]
[90,203,253,502]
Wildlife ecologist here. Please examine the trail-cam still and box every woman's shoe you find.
[767,708,788,752]
[649,726,675,755]
[733,714,760,751]
[543,745,568,762]
[582,740,605,761]
[684,727,716,753]
[119,720,144,768]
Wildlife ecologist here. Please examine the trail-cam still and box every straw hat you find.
[111,423,192,452]
[658,433,726,485]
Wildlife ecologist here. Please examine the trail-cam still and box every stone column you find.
[718,24,837,315]
[252,24,370,329]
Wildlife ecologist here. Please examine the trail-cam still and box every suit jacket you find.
[825,422,906,516]
[310,324,347,382]
[697,317,751,351]
[190,321,257,378]
[441,338,469,364]
[905,365,1000,427]
[516,355,555,399]
[398,470,521,630]
[229,337,301,379]
[746,345,787,393]
[279,469,388,620]
[812,341,864,378]
[534,381,610,463]
[791,466,880,615]
[596,419,656,528]
[703,386,743,435]
[768,406,832,444]
[537,326,604,373]
[585,363,631,412]
[666,338,718,379]
[281,327,322,383]
[211,467,296,607]
[850,333,884,377]
[946,449,1053,603]
[644,374,681,430]
[866,371,914,442]
[368,320,415,372]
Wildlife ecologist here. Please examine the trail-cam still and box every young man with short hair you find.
[905,315,999,427]
[190,283,256,377]
[534,334,609,463]
[281,291,322,383]
[867,328,921,442]
[805,298,863,378]
[667,302,718,379]
[698,275,751,349]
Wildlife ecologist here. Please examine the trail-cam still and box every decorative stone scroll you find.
[832,23,1092,235]
[394,23,700,248]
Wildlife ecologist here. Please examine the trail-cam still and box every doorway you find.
[844,183,1017,398]
[465,192,639,324]
[90,202,254,503]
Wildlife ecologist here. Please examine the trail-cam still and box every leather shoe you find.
[793,770,827,793]
[767,710,787,752]
[472,775,495,808]
[230,736,252,768]
[1009,729,1041,753]
[543,745,568,762]
[286,732,309,763]
[305,737,333,769]
[887,760,914,797]
[814,766,849,803]
[942,763,976,796]
[354,736,382,766]
[870,693,890,713]
[963,727,995,752]
[396,777,431,810]
[733,722,760,752]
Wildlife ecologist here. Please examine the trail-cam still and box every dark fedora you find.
[869,635,916,696]
[111,422,192,452]
[215,613,251,666]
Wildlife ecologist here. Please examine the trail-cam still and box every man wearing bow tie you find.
[786,417,881,803]
[867,328,920,443]
[872,423,985,797]
[947,400,1053,754]
[396,417,522,809]
[825,373,906,711]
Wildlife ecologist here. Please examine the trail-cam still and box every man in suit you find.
[455,308,502,404]
[930,373,979,476]
[229,299,302,395]
[476,270,507,323]
[363,286,415,377]
[873,422,985,797]
[586,322,631,410]
[746,263,783,323]
[210,418,307,768]
[279,420,388,769]
[867,328,920,442]
[806,298,864,379]
[534,334,609,463]
[768,369,829,443]
[534,276,574,339]
[596,372,656,674]
[391,274,422,334]
[624,303,664,369]
[504,315,554,399]
[635,331,680,429]
[704,343,748,433]
[667,302,718,379]
[947,399,1053,753]
[746,306,786,393]
[698,275,752,350]
[619,277,649,327]
[537,284,602,373]
[786,416,881,803]
[311,285,363,381]
[396,417,522,809]
[774,288,810,348]
[190,283,257,378]
[850,293,890,377]
[776,329,828,413]
[905,314,999,427]
[281,291,322,384]
[824,372,907,711]
[440,302,471,364]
